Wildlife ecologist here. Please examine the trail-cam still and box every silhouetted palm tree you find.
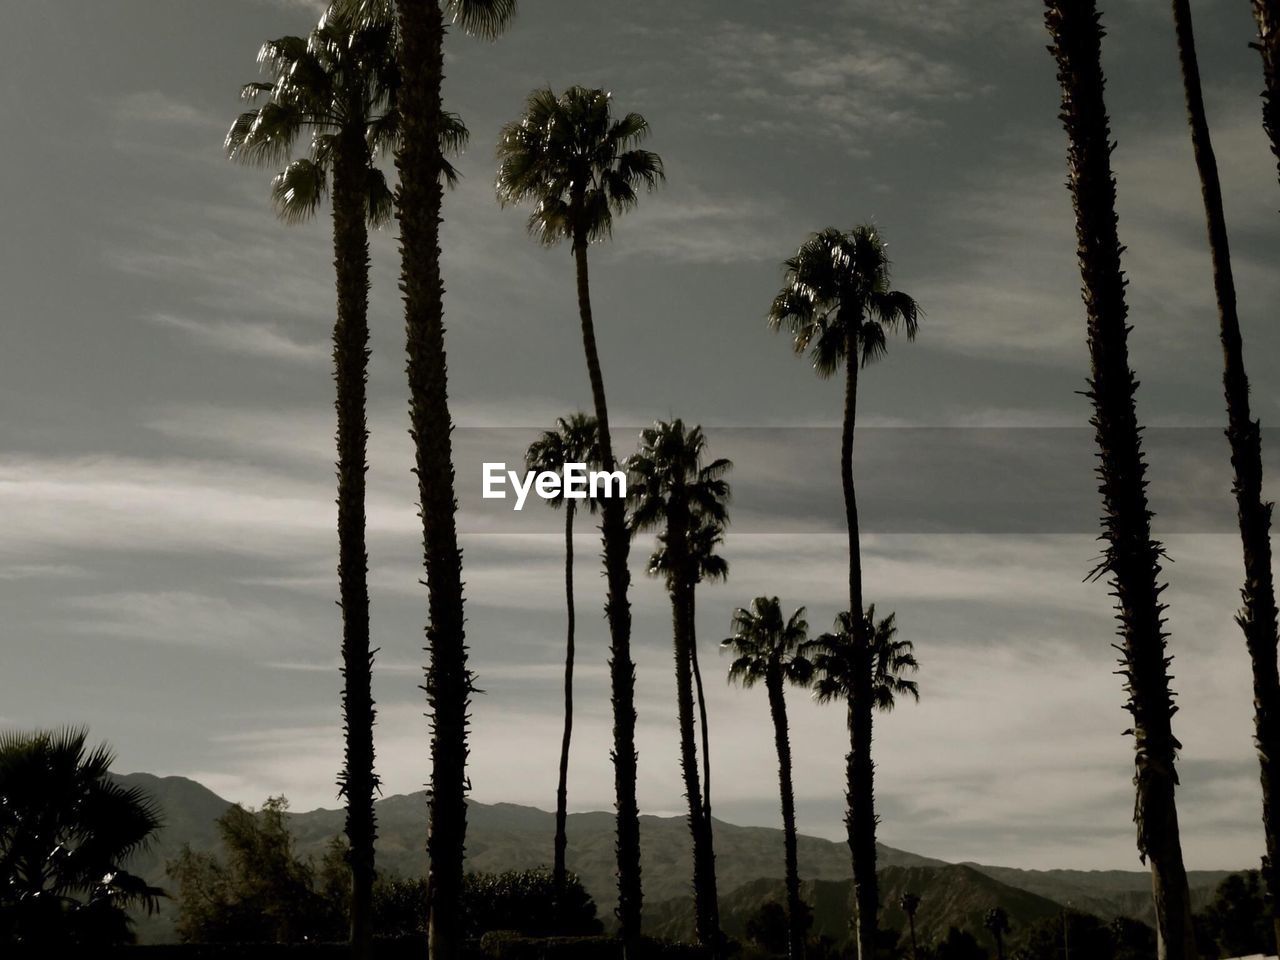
[900,893,921,960]
[723,597,815,960]
[803,606,918,957]
[769,225,919,960]
[525,413,601,889]
[687,516,728,834]
[496,85,663,949]
[326,1,517,956]
[985,906,1010,960]
[630,419,730,952]
[1169,3,1280,945]
[0,729,164,945]
[1044,3,1197,955]
[1253,1,1280,187]
[224,15,408,954]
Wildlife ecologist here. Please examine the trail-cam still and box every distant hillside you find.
[114,772,1235,945]
[648,865,1066,947]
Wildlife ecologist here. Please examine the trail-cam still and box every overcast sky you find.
[2,0,1278,875]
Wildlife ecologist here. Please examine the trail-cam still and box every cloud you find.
[148,313,330,365]
[113,91,213,129]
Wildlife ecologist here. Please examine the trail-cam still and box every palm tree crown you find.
[331,0,517,39]
[723,597,814,690]
[628,420,731,556]
[525,413,602,512]
[769,226,920,376]
[806,606,919,713]
[495,86,664,246]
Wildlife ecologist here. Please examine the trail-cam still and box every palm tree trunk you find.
[907,915,918,960]
[395,3,469,957]
[554,501,576,888]
[841,324,878,960]
[1171,2,1280,946]
[1253,0,1280,187]
[331,131,377,960]
[1044,4,1197,956]
[571,231,642,948]
[688,589,713,827]
[766,670,806,960]
[668,512,720,951]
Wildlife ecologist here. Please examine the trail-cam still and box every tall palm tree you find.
[985,906,1010,960]
[1044,3,1197,956]
[1169,2,1280,945]
[899,893,921,960]
[525,413,601,890]
[802,606,918,957]
[629,419,731,952]
[0,729,164,945]
[768,225,919,959]
[224,15,406,955]
[687,517,728,835]
[1253,0,1280,187]
[496,85,663,948]
[723,597,815,960]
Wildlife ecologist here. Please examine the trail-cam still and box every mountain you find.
[647,865,1067,947]
[114,772,1235,945]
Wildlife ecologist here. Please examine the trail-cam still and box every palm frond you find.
[448,0,518,39]
[270,159,326,224]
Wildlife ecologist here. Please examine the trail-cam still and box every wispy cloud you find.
[149,313,330,365]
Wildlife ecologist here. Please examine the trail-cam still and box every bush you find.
[477,933,710,960]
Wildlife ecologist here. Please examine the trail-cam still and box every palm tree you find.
[985,907,1010,960]
[317,1,516,956]
[899,893,921,960]
[496,85,663,948]
[1253,0,1280,187]
[687,516,728,835]
[224,16,404,956]
[723,597,815,960]
[630,419,730,952]
[525,413,601,890]
[1044,3,1197,956]
[1169,2,1280,946]
[0,729,164,945]
[802,606,919,957]
[769,225,919,959]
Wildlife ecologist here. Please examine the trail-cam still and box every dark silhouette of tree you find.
[224,14,432,952]
[687,516,727,845]
[630,419,730,953]
[984,907,1010,960]
[933,926,988,960]
[496,84,663,951]
[169,797,346,943]
[320,2,518,957]
[723,596,815,959]
[900,893,921,960]
[803,607,918,958]
[525,413,601,889]
[1253,0,1280,187]
[1194,870,1276,959]
[769,224,919,960]
[1043,4,1196,955]
[0,729,163,945]
[1168,1,1280,946]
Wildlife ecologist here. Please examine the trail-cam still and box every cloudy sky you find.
[2,0,1278,876]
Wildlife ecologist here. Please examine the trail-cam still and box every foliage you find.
[496,86,664,246]
[804,606,920,713]
[723,598,813,691]
[1009,911,1153,960]
[0,728,164,945]
[168,797,345,943]
[926,927,987,960]
[1193,869,1276,958]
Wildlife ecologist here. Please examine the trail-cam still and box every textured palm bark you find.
[395,3,469,957]
[765,670,806,960]
[332,130,376,960]
[841,327,878,960]
[554,502,576,888]
[1172,0,1280,943]
[1044,3,1196,956]
[571,232,641,948]
[1254,0,1280,187]
[666,507,721,951]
